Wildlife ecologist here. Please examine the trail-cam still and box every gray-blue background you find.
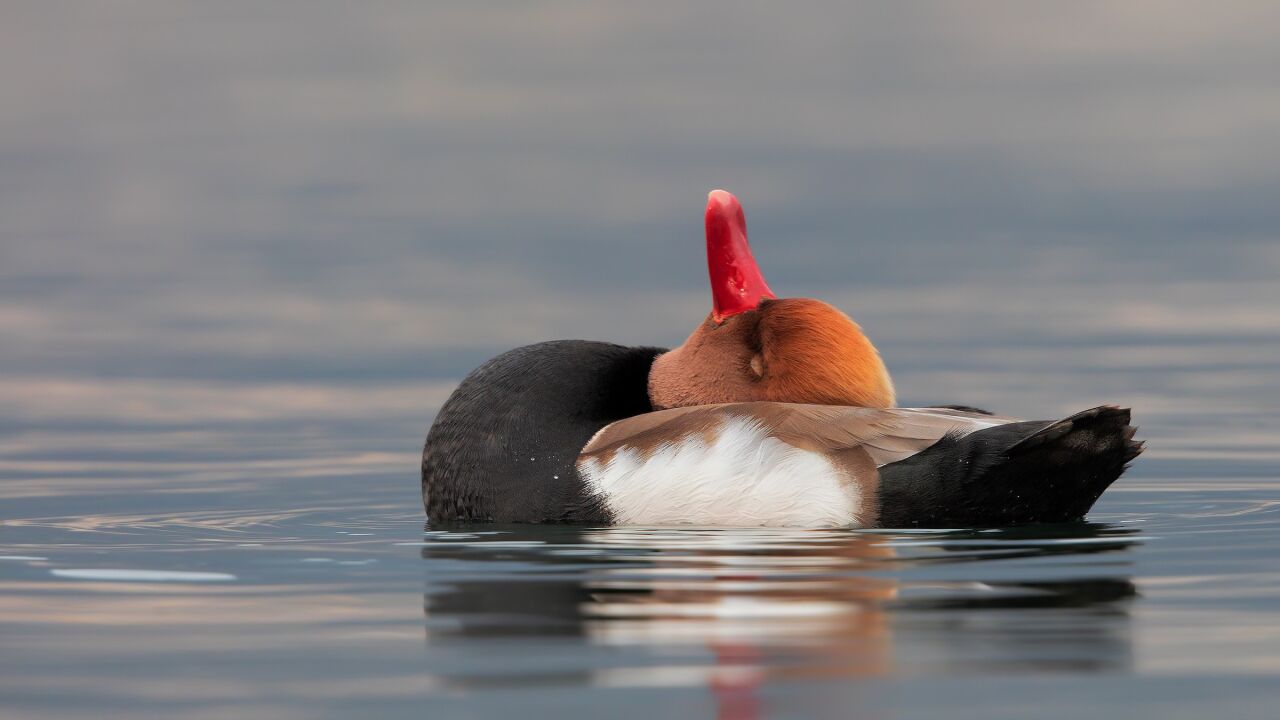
[2,3,1278,718]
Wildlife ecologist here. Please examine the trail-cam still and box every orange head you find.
[648,191,895,410]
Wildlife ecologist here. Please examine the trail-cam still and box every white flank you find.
[578,416,861,528]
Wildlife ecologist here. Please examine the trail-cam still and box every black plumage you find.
[877,406,1144,527]
[422,340,663,523]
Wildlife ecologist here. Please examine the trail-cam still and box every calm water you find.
[3,4,1280,718]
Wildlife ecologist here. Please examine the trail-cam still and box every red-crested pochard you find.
[422,191,1142,527]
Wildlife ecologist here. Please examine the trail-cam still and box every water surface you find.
[3,3,1280,718]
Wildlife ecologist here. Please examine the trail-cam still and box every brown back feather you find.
[580,402,1016,467]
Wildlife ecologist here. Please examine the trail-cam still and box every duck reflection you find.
[419,524,1138,704]
[574,528,899,681]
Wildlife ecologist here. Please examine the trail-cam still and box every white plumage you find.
[578,416,863,527]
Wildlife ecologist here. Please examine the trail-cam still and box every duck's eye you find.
[749,354,765,378]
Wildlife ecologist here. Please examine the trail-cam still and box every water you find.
[3,3,1280,718]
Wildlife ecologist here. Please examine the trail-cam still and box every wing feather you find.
[580,402,1017,467]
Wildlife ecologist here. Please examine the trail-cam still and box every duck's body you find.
[422,340,1141,527]
[422,341,659,524]
[422,190,1143,528]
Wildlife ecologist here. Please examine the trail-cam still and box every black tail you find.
[877,406,1144,528]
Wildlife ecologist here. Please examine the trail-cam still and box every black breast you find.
[422,340,664,523]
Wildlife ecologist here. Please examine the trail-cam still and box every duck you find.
[421,190,1143,527]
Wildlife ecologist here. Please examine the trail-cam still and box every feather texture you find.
[577,402,1012,527]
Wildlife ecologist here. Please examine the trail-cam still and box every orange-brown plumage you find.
[648,297,895,410]
[757,298,895,408]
